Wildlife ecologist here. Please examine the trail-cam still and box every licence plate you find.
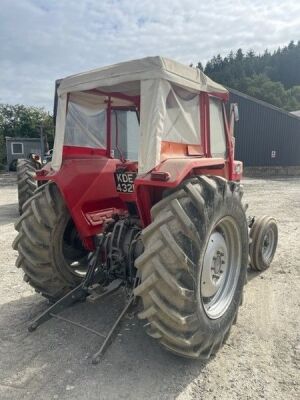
[114,172,137,193]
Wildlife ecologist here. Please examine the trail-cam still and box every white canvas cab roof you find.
[53,56,228,173]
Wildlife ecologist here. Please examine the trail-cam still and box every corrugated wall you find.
[229,89,300,166]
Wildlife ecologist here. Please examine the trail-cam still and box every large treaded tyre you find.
[13,182,87,301]
[17,159,38,215]
[134,176,248,359]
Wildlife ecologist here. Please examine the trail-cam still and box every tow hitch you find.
[28,237,137,364]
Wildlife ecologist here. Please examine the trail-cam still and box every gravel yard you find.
[0,173,299,400]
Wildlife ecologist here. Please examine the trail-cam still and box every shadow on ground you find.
[0,203,19,226]
[0,290,210,400]
[246,268,262,283]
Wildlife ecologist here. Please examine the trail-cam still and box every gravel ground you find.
[0,172,299,400]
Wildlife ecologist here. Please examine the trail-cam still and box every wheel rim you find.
[62,219,91,277]
[262,228,275,264]
[200,216,242,319]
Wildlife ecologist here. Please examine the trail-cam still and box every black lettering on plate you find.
[114,172,137,193]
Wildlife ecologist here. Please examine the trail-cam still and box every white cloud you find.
[0,0,299,110]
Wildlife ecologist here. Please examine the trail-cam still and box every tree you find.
[197,41,300,111]
[0,134,5,170]
[236,48,244,61]
[196,62,204,71]
[0,104,54,168]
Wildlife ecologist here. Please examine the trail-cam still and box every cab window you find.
[209,98,226,158]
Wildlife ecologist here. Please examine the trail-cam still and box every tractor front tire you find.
[13,182,87,301]
[17,159,38,214]
[134,176,248,359]
[249,216,278,271]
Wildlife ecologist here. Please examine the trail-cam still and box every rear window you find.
[111,109,140,160]
[64,94,107,149]
[209,98,226,157]
[164,84,201,145]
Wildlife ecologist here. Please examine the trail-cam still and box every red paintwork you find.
[38,91,241,250]
[39,155,127,249]
[106,98,112,157]
[63,145,107,157]
[200,93,208,154]
[135,157,226,225]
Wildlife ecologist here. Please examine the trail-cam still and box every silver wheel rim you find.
[200,216,242,319]
[262,229,275,264]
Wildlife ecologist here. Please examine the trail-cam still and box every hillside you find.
[198,40,300,111]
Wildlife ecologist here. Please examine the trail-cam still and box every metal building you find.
[5,136,42,171]
[229,89,300,168]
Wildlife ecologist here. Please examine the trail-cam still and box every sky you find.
[1,0,300,111]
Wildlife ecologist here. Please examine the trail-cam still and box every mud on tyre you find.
[134,176,249,359]
[13,182,89,301]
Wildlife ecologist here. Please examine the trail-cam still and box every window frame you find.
[11,142,24,155]
[208,96,227,158]
[110,107,140,161]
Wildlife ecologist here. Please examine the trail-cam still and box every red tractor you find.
[13,57,278,360]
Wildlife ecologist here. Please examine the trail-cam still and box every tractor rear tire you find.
[17,159,38,214]
[134,176,248,359]
[13,182,88,301]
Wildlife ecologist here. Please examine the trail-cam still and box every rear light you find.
[33,155,40,161]
[151,171,170,181]
[234,162,242,175]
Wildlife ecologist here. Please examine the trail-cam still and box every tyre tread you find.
[17,159,38,214]
[135,176,247,359]
[13,182,78,301]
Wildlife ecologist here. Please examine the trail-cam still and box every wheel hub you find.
[213,251,224,275]
[262,230,275,262]
[201,232,228,298]
[200,216,242,320]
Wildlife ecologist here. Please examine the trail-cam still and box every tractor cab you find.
[50,56,237,175]
[37,57,242,239]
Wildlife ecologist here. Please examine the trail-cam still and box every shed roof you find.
[5,136,40,141]
[229,88,300,122]
[291,110,300,117]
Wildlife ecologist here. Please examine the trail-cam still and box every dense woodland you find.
[197,40,300,111]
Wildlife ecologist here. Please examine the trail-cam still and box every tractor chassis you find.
[27,237,137,364]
